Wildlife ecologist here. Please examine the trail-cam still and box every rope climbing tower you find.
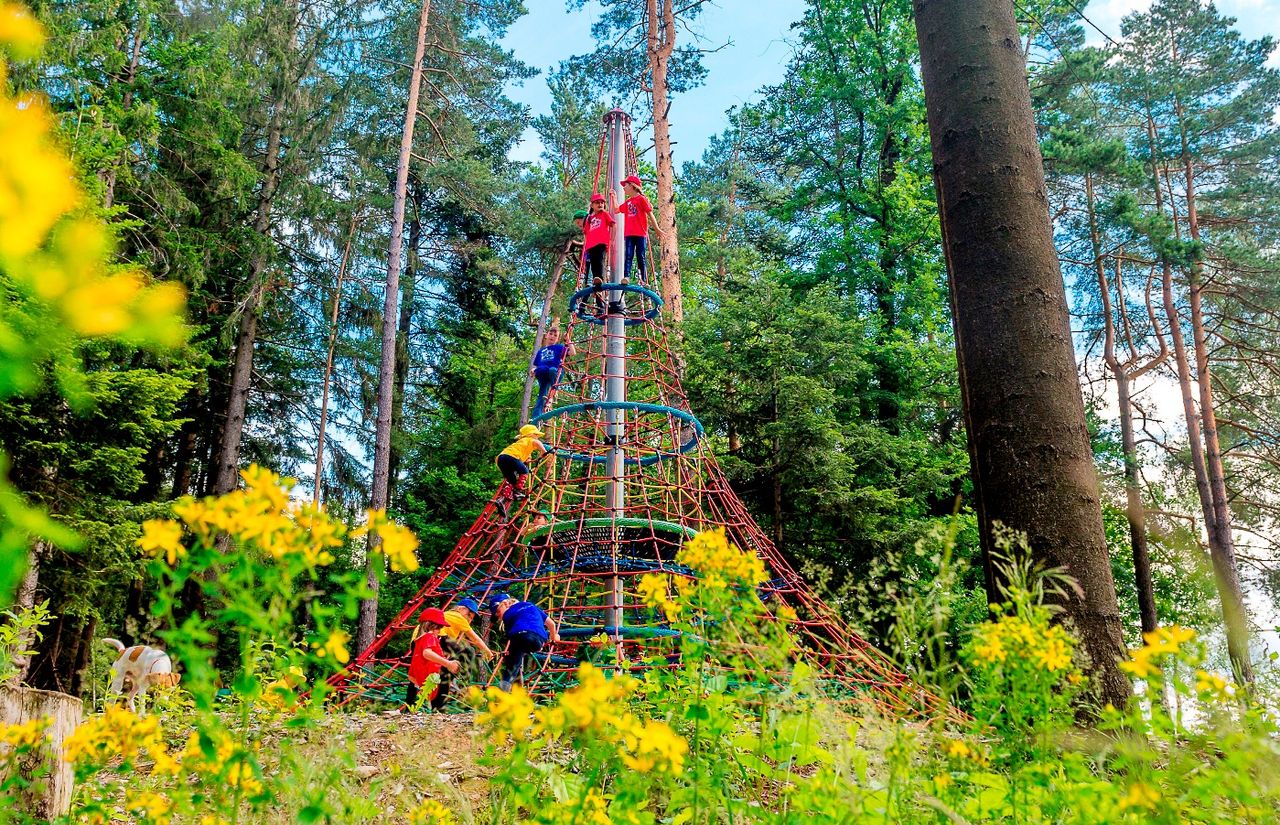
[331,109,944,717]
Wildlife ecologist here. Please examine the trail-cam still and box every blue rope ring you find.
[569,282,663,326]
[533,401,703,465]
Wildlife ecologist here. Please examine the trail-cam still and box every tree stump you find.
[0,685,82,818]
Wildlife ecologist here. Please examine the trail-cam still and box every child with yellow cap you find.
[495,424,547,518]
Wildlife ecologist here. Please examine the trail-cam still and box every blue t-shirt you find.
[503,601,548,641]
[533,343,566,371]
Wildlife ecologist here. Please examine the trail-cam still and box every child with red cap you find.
[612,175,656,284]
[404,607,459,711]
[581,193,615,286]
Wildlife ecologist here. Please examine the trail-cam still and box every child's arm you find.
[544,614,560,644]
[466,629,494,659]
[565,339,576,357]
[420,647,459,673]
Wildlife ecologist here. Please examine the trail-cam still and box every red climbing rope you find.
[328,110,947,720]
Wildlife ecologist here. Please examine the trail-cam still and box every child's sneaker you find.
[513,490,528,501]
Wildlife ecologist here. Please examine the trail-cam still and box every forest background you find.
[3,0,1279,699]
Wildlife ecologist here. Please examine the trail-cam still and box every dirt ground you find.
[337,710,495,820]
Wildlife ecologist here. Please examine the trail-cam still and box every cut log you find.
[0,685,82,818]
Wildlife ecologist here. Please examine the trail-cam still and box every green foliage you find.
[467,529,1280,824]
[0,601,50,685]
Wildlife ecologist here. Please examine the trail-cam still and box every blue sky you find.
[499,0,1279,168]
[500,0,807,165]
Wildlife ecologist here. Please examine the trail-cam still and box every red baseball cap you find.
[418,608,448,626]
[623,175,643,188]
[590,192,606,203]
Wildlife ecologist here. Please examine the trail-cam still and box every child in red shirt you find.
[582,194,615,285]
[404,608,459,710]
[613,175,655,284]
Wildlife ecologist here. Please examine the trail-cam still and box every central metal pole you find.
[604,108,629,641]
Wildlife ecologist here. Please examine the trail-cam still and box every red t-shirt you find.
[583,210,615,249]
[407,629,444,688]
[617,194,652,237]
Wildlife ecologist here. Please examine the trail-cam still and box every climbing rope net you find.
[329,109,944,718]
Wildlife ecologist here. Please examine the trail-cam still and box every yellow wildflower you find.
[0,3,44,59]
[313,630,350,664]
[1119,781,1160,811]
[972,634,1007,664]
[138,519,186,565]
[0,717,49,750]
[637,574,681,621]
[576,790,613,825]
[63,705,165,766]
[1195,669,1229,698]
[409,799,457,825]
[375,519,420,573]
[1036,633,1071,672]
[475,684,536,738]
[677,528,767,588]
[126,790,172,824]
[619,719,687,775]
[945,739,973,759]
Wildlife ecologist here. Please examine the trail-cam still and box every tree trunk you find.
[520,243,573,423]
[7,544,41,686]
[357,0,433,654]
[648,0,682,323]
[313,212,359,504]
[0,686,82,818]
[1176,111,1252,681]
[914,0,1130,708]
[212,103,288,495]
[212,0,302,496]
[389,183,423,497]
[1091,183,1158,635]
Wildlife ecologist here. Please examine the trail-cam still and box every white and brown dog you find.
[103,638,180,711]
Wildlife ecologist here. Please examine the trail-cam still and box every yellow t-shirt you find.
[439,609,472,641]
[500,436,545,464]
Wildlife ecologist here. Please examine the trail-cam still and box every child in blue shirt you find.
[529,326,575,417]
[489,592,560,691]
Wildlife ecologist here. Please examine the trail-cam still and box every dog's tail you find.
[102,637,126,653]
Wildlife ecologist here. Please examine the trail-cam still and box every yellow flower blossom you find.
[0,717,49,750]
[618,718,687,775]
[1195,669,1229,698]
[945,739,972,759]
[376,520,420,573]
[138,519,186,565]
[0,2,45,59]
[63,705,165,767]
[409,799,457,825]
[1036,632,1072,672]
[125,790,173,824]
[1119,781,1160,811]
[576,790,613,825]
[637,574,681,621]
[973,636,1007,664]
[474,684,536,738]
[0,95,79,259]
[313,629,350,664]
[676,528,767,589]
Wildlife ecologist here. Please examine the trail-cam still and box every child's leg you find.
[634,235,648,284]
[499,643,522,691]
[623,236,636,282]
[532,367,557,416]
[430,644,455,706]
[496,454,522,489]
[587,244,606,282]
[404,681,420,709]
